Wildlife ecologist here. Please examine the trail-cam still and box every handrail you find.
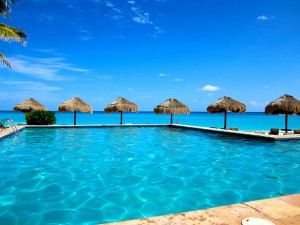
[0,118,19,137]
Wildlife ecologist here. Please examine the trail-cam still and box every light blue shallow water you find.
[1,111,300,131]
[0,127,300,225]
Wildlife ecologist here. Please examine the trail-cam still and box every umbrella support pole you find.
[224,111,227,129]
[74,111,77,125]
[120,111,123,125]
[170,114,173,124]
[285,114,288,133]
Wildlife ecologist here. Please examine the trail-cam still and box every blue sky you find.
[1,0,300,111]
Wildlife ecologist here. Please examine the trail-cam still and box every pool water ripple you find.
[0,127,300,225]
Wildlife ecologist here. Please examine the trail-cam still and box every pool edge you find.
[98,193,300,225]
[2,124,300,141]
[0,125,26,140]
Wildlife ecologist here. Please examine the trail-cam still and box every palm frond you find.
[0,23,27,45]
[0,52,12,68]
[0,0,11,18]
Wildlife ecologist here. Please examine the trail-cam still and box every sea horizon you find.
[2,111,300,132]
[1,110,267,113]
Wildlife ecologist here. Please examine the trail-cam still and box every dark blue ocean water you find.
[1,111,300,131]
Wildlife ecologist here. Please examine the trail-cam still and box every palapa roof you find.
[207,96,246,113]
[154,98,190,115]
[104,97,138,113]
[265,94,300,115]
[58,97,93,113]
[13,98,47,112]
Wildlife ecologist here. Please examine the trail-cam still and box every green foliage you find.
[0,0,27,68]
[25,110,56,125]
[0,23,27,44]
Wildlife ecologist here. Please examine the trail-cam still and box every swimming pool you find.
[1,127,300,225]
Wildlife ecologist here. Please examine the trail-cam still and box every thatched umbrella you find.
[207,96,246,129]
[13,98,47,112]
[58,97,93,125]
[265,94,300,133]
[104,97,138,124]
[154,98,190,124]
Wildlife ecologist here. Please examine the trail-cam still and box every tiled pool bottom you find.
[0,126,300,225]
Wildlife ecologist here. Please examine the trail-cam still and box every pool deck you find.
[171,124,300,141]
[99,194,300,225]
[0,125,25,139]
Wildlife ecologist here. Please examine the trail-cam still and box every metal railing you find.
[0,118,19,137]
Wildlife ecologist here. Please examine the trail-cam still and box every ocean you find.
[1,111,300,131]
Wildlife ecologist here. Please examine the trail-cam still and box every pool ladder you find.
[0,118,19,137]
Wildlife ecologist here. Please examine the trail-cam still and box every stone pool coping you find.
[1,124,300,141]
[0,125,25,139]
[98,193,300,225]
[171,124,300,141]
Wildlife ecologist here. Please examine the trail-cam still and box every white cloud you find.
[6,55,88,81]
[257,15,269,20]
[173,78,183,82]
[131,7,152,24]
[105,0,122,14]
[133,16,148,24]
[154,26,165,35]
[128,88,134,91]
[263,85,271,89]
[159,73,170,77]
[102,0,165,35]
[198,85,220,92]
[2,81,62,91]
[257,15,275,20]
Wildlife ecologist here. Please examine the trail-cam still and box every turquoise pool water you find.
[1,127,300,225]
